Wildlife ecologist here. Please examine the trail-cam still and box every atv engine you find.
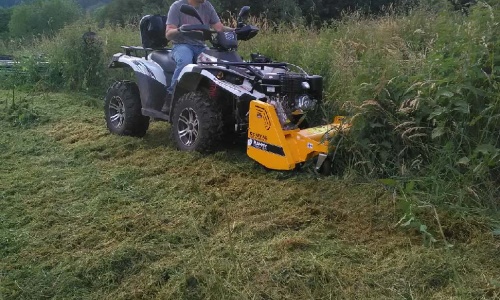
[260,72,323,126]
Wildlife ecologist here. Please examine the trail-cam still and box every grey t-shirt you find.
[166,0,220,46]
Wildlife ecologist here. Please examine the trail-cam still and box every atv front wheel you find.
[104,81,149,137]
[171,91,223,152]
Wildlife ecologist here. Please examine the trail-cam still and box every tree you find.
[97,0,168,25]
[8,0,81,38]
[0,8,12,38]
[77,0,112,9]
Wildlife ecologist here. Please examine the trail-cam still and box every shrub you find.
[40,21,107,93]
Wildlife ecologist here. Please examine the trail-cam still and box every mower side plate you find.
[247,100,346,171]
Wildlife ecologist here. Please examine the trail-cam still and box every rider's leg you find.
[163,44,206,113]
[163,44,195,113]
[167,44,195,95]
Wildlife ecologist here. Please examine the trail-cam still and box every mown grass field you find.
[1,90,499,299]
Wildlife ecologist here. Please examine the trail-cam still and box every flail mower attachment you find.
[247,100,348,171]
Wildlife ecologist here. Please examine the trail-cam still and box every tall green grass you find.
[332,2,500,209]
[238,3,499,209]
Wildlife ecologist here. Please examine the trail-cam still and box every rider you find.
[163,0,234,112]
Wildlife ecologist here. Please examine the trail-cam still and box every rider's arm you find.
[165,1,181,41]
[165,24,180,40]
[212,22,234,32]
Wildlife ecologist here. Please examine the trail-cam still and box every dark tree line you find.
[0,0,476,39]
[94,0,480,27]
[215,0,407,22]
[96,0,411,25]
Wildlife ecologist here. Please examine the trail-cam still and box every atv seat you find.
[140,14,169,49]
[150,50,176,74]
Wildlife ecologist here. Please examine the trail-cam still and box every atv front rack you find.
[200,61,289,77]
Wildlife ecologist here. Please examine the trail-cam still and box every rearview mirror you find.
[237,6,250,26]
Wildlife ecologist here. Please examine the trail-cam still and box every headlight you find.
[295,95,317,110]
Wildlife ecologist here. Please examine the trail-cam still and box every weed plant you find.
[0,89,45,128]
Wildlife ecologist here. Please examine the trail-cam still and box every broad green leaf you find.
[457,157,470,165]
[453,100,469,114]
[405,181,415,193]
[461,84,485,97]
[475,144,496,155]
[429,106,447,120]
[431,127,445,139]
[399,200,412,214]
[378,178,397,186]
[436,89,454,98]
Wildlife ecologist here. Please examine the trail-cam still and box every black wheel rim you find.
[177,108,199,146]
[109,96,125,128]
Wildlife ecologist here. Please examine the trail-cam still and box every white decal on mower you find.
[250,139,268,151]
[248,138,285,157]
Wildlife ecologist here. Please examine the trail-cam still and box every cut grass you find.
[0,89,499,299]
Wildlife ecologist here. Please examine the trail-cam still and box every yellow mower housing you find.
[247,100,348,171]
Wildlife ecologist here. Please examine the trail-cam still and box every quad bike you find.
[104,5,348,172]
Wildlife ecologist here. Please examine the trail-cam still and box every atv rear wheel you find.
[171,91,223,152]
[105,81,149,137]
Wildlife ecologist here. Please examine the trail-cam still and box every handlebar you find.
[179,24,214,40]
[178,24,259,43]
